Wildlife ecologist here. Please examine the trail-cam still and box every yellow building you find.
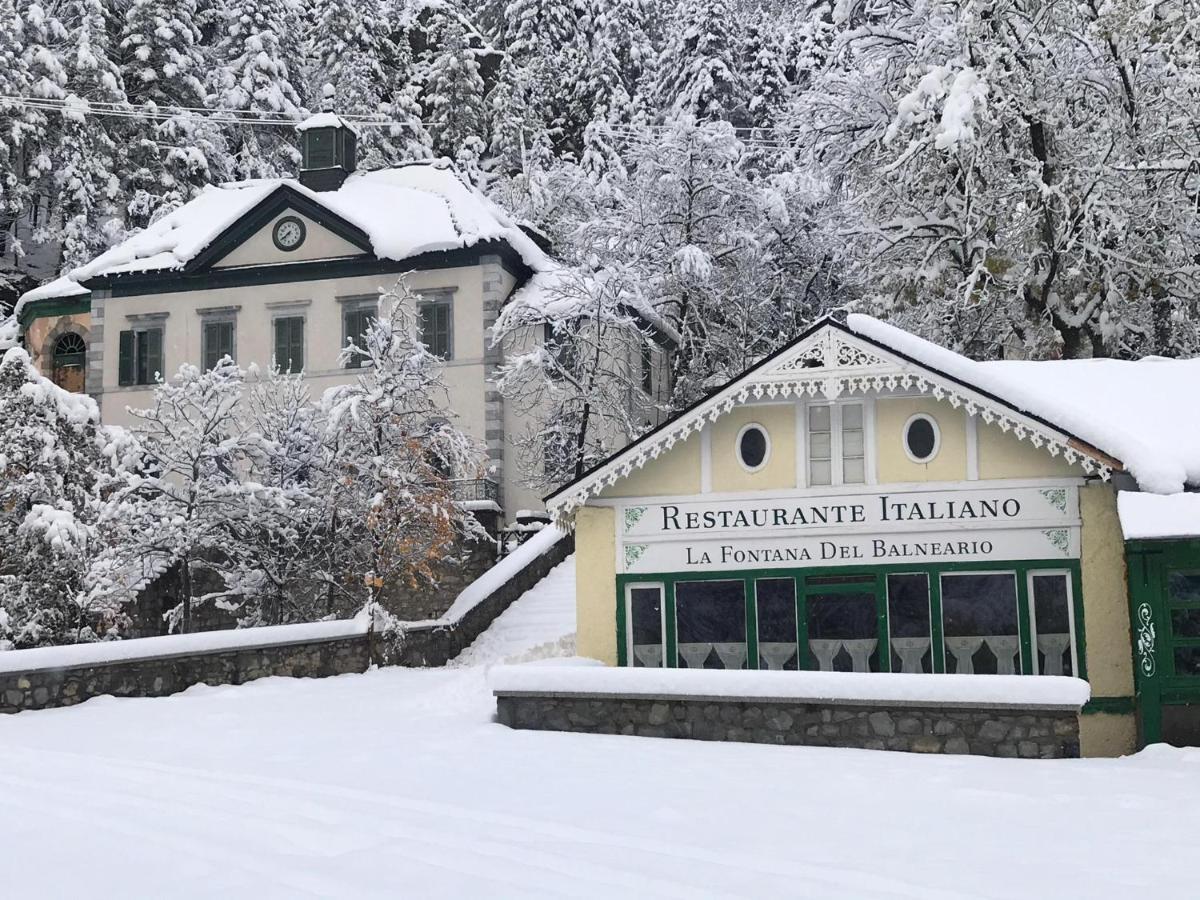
[546,315,1200,757]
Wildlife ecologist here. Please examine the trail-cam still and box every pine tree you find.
[425,16,488,180]
[53,0,128,269]
[0,0,38,279]
[210,0,304,180]
[119,0,225,227]
[655,0,745,123]
[309,0,398,169]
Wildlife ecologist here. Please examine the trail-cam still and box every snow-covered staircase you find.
[452,555,576,667]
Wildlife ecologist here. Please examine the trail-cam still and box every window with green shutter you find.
[273,316,305,373]
[342,304,375,368]
[418,300,452,359]
[118,327,164,386]
[202,320,235,370]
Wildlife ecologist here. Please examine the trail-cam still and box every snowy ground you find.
[2,556,1198,898]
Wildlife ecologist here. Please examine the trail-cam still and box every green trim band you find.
[18,296,91,329]
[1082,696,1136,715]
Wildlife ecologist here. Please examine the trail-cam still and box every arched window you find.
[52,333,87,393]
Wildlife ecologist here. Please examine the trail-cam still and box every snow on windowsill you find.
[490,663,1092,710]
[0,618,369,676]
[1119,490,1200,540]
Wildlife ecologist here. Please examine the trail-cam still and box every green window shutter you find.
[145,328,163,383]
[118,330,135,386]
[290,318,304,372]
[274,318,287,371]
[220,321,233,362]
[202,322,217,371]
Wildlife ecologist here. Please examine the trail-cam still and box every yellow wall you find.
[711,403,796,493]
[876,397,967,483]
[575,506,617,664]
[979,424,1081,479]
[597,430,701,499]
[1080,713,1137,758]
[213,210,366,268]
[1079,484,1135,700]
[25,312,91,379]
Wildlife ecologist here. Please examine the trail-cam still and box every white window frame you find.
[938,570,1022,674]
[735,422,772,473]
[1026,569,1078,677]
[803,399,872,487]
[625,582,667,669]
[902,412,942,464]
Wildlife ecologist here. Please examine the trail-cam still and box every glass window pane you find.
[940,573,1020,675]
[808,405,830,431]
[887,574,931,673]
[1031,573,1073,676]
[1170,608,1200,639]
[676,580,746,670]
[629,586,663,668]
[1174,647,1200,676]
[756,579,797,670]
[842,404,863,429]
[809,459,832,486]
[842,430,864,457]
[807,592,878,672]
[843,457,865,484]
[809,433,831,458]
[1168,572,1200,603]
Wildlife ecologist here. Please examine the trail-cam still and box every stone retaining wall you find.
[495,691,1080,758]
[1,635,371,713]
[1,534,574,714]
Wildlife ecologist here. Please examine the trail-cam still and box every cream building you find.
[546,315,1200,756]
[14,116,665,521]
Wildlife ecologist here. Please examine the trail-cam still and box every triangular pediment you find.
[546,319,1118,519]
[188,185,373,273]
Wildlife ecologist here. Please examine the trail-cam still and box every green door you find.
[799,574,887,673]
[1127,540,1200,745]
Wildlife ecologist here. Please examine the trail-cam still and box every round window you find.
[737,424,770,472]
[904,414,940,462]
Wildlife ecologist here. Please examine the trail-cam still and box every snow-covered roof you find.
[296,112,358,134]
[1118,491,1200,541]
[17,163,555,315]
[546,315,1200,514]
[846,315,1200,494]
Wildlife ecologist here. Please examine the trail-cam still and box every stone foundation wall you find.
[495,692,1081,758]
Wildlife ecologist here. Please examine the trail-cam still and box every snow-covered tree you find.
[119,0,227,227]
[424,15,488,178]
[210,0,305,180]
[494,267,661,487]
[48,0,128,269]
[655,0,745,123]
[794,0,1200,358]
[321,280,485,610]
[309,0,399,169]
[0,1,40,278]
[103,358,279,633]
[0,348,123,648]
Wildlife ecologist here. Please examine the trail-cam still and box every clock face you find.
[273,216,306,251]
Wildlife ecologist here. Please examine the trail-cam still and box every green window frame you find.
[201,320,235,371]
[342,302,376,368]
[418,299,452,359]
[616,559,1086,681]
[117,326,163,386]
[273,315,305,373]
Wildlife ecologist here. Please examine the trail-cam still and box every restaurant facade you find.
[546,316,1200,757]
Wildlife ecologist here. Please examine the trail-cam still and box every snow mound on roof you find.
[1118,491,1200,540]
[847,314,1200,494]
[16,163,555,314]
[297,112,358,134]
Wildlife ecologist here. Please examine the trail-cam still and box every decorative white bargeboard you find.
[619,484,1079,574]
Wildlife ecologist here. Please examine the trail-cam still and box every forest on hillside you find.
[1,0,1198,372]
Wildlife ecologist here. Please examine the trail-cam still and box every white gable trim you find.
[547,322,1116,522]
